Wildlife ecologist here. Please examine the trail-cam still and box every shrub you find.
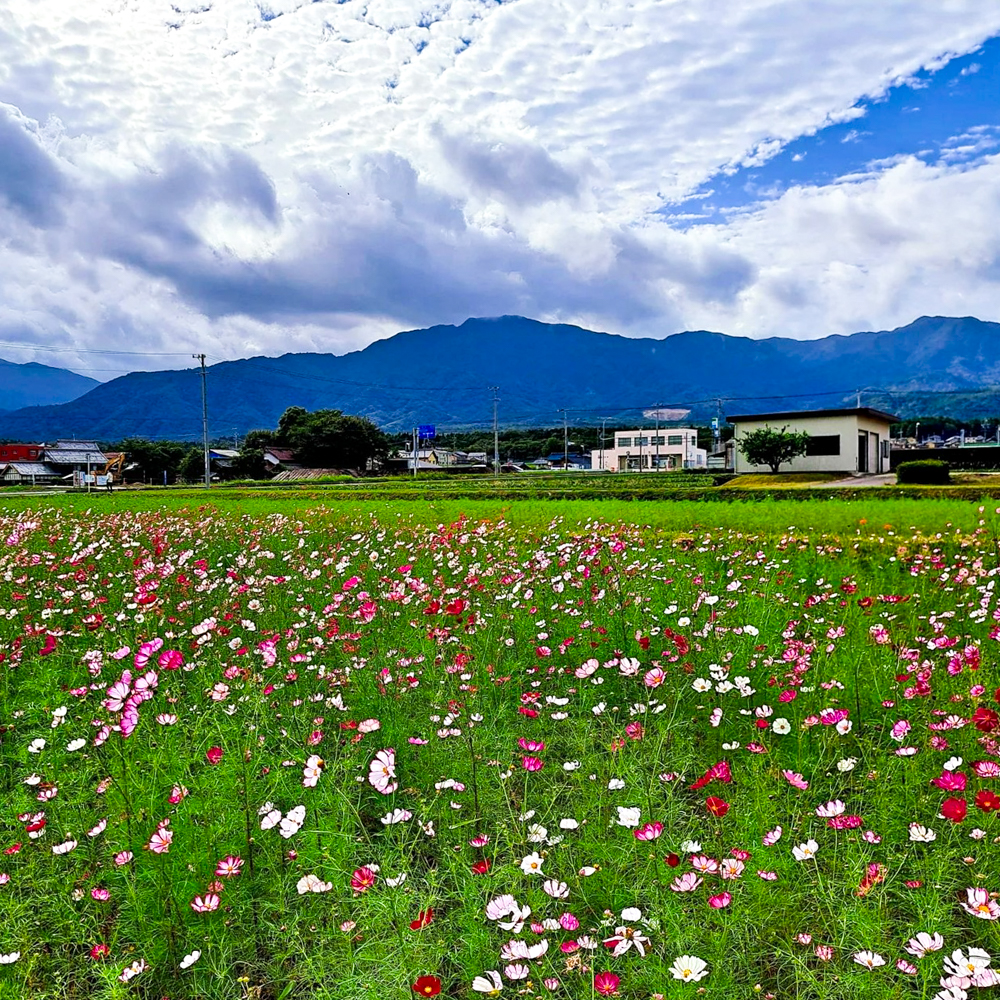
[896,459,951,485]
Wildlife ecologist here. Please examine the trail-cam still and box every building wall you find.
[590,429,706,471]
[732,414,891,474]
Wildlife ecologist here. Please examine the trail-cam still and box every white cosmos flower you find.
[385,873,408,887]
[279,805,306,839]
[543,880,569,899]
[472,970,503,994]
[621,906,641,921]
[486,895,517,920]
[772,718,791,735]
[296,874,333,894]
[670,954,709,982]
[0,952,20,965]
[680,840,702,853]
[607,778,626,790]
[559,818,579,830]
[27,739,46,754]
[853,951,886,969]
[179,950,201,969]
[519,852,544,876]
[615,806,641,828]
[380,808,412,825]
[51,839,77,855]
[66,739,86,752]
[792,840,819,861]
[909,823,937,843]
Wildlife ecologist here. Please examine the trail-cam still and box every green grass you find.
[2,499,1000,998]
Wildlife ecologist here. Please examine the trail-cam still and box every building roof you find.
[1,462,59,475]
[264,448,297,463]
[726,406,899,424]
[44,449,108,465]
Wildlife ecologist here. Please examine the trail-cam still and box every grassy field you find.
[2,495,1000,998]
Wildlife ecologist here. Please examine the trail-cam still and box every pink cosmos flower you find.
[206,747,223,765]
[782,770,809,790]
[762,826,782,846]
[517,738,545,752]
[351,867,377,893]
[633,822,663,841]
[670,872,703,892]
[113,851,134,866]
[961,887,1000,920]
[522,756,544,772]
[91,887,110,901]
[190,893,221,913]
[368,748,398,795]
[145,826,173,854]
[215,856,243,877]
[708,892,731,908]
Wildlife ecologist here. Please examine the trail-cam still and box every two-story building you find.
[592,428,707,471]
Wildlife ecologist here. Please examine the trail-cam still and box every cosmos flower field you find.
[3,500,1000,1000]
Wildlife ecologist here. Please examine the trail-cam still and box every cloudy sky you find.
[1,0,999,378]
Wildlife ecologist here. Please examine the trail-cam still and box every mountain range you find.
[0,315,998,440]
[0,359,99,413]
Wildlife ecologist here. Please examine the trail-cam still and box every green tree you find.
[178,447,206,483]
[275,407,390,471]
[737,426,810,474]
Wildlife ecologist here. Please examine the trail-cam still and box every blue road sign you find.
[418,425,436,439]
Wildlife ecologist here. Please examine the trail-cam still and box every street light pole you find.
[600,417,609,471]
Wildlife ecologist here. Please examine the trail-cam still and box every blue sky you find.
[665,37,1000,227]
[0,0,999,376]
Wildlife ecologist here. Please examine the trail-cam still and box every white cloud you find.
[0,0,997,370]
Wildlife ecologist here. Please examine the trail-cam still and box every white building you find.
[592,428,707,472]
[727,407,898,475]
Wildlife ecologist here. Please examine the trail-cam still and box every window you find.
[806,434,840,456]
[635,437,649,447]
[667,434,683,446]
[651,436,664,445]
[617,438,632,448]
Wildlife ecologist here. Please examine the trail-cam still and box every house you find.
[0,461,61,485]
[727,407,898,475]
[0,443,44,463]
[263,447,300,470]
[592,428,707,472]
[544,452,593,470]
[43,440,108,477]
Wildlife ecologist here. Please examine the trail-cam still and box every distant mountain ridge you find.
[0,315,997,440]
[0,359,99,414]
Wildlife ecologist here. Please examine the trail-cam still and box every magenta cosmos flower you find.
[594,971,620,996]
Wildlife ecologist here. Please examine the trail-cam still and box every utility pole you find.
[490,386,500,477]
[600,417,609,471]
[233,428,239,451]
[193,353,210,488]
[654,405,661,473]
[412,427,418,478]
[559,409,569,471]
[856,388,862,409]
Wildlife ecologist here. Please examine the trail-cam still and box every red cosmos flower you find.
[409,908,434,930]
[994,687,1000,704]
[90,943,110,960]
[975,789,1000,813]
[39,634,57,656]
[471,858,492,874]
[594,971,620,996]
[972,707,999,734]
[706,796,730,818]
[941,798,968,822]
[206,747,223,765]
[412,975,441,996]
[522,756,544,772]
[663,852,681,867]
